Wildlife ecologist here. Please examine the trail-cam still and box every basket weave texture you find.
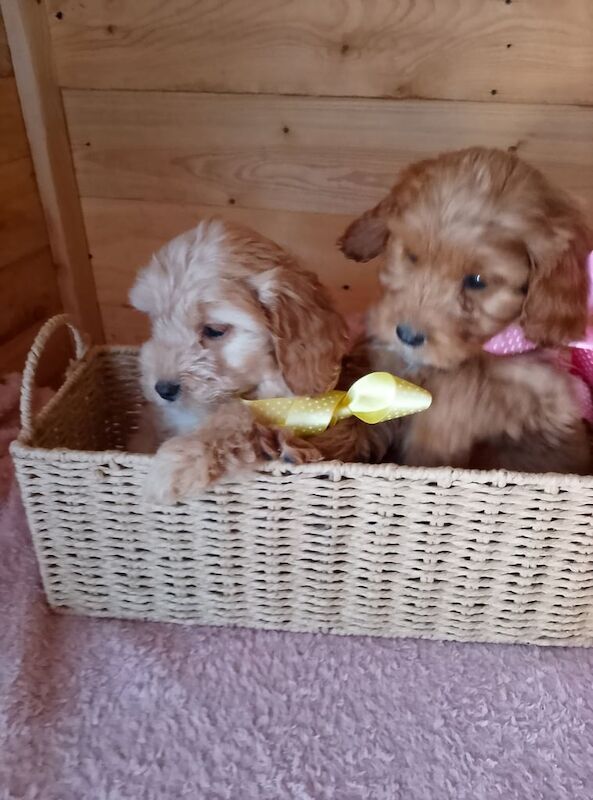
[10,316,593,646]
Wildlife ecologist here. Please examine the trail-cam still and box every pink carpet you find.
[2,374,593,799]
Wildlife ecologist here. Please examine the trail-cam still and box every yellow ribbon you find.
[243,372,432,437]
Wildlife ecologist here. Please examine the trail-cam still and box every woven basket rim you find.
[10,438,593,489]
[12,343,593,491]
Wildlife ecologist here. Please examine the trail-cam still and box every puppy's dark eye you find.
[462,274,487,291]
[405,249,418,264]
[202,324,228,339]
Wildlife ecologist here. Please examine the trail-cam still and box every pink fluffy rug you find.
[2,374,593,799]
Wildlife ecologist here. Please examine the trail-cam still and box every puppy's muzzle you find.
[155,380,181,402]
[396,324,426,348]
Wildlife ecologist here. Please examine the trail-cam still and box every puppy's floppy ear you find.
[519,192,592,346]
[338,195,394,263]
[339,161,422,262]
[251,267,349,395]
[129,257,163,316]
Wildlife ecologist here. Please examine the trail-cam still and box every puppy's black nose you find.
[396,324,426,348]
[155,380,181,402]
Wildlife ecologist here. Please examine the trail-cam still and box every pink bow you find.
[484,251,593,421]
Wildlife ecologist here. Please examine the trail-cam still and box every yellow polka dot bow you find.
[243,372,432,438]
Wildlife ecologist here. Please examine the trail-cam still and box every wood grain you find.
[0,0,104,343]
[82,197,380,344]
[65,90,593,217]
[0,321,44,375]
[46,0,593,105]
[0,12,11,77]
[0,7,67,377]
[0,247,61,351]
[0,7,76,380]
[0,316,70,382]
[0,156,49,271]
[0,77,30,164]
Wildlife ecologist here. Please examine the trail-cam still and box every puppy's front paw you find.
[143,436,211,505]
[144,461,178,505]
[278,433,323,465]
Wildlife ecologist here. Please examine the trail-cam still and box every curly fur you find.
[129,218,346,502]
[319,147,592,473]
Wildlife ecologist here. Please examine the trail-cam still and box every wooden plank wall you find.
[42,0,593,344]
[0,11,62,373]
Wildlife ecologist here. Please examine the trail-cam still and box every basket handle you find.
[20,314,88,438]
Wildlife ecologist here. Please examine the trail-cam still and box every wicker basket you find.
[10,315,593,646]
